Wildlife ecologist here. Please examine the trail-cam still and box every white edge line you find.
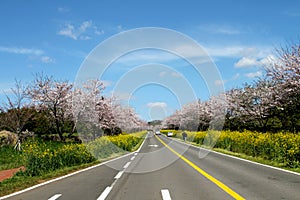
[114,171,124,179]
[166,135,300,176]
[0,133,148,200]
[0,151,136,200]
[135,132,148,153]
[123,162,131,169]
[97,186,112,200]
[48,194,62,200]
[161,189,172,200]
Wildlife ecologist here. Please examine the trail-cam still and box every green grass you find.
[0,161,100,197]
[0,146,24,170]
[0,131,147,197]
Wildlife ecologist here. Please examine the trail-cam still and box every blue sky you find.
[0,0,300,121]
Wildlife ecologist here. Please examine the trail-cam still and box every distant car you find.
[155,131,161,135]
[167,132,173,137]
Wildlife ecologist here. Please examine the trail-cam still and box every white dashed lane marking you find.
[48,194,62,200]
[97,186,112,200]
[123,162,131,169]
[161,189,172,200]
[114,171,124,179]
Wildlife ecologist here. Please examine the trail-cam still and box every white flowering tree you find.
[72,79,108,139]
[180,101,201,131]
[265,44,300,132]
[225,80,279,131]
[27,74,73,140]
[112,102,144,133]
[72,79,145,138]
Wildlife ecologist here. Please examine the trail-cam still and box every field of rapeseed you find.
[87,131,146,160]
[179,131,300,168]
[0,131,147,177]
[22,141,95,176]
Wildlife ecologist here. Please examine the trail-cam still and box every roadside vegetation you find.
[161,43,300,172]
[163,43,300,133]
[172,130,300,172]
[0,131,146,197]
[1,39,299,196]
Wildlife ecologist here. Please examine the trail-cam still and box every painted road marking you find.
[0,133,147,200]
[130,156,136,160]
[156,135,245,200]
[148,144,159,147]
[114,171,124,179]
[168,135,300,176]
[0,152,137,200]
[48,194,62,200]
[97,186,112,200]
[123,161,131,169]
[161,189,172,200]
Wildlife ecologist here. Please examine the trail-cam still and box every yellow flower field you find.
[180,130,300,167]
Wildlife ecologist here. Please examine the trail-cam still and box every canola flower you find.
[180,130,300,168]
[87,131,146,160]
[22,140,95,176]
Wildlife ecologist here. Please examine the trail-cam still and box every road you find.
[1,132,300,200]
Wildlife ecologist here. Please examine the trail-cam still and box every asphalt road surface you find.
[1,132,300,200]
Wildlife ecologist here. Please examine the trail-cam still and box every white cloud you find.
[57,20,100,40]
[234,54,277,68]
[0,46,54,64]
[260,54,277,66]
[158,71,181,77]
[159,71,166,77]
[94,27,104,35]
[57,7,70,13]
[0,46,44,55]
[283,10,300,17]
[206,45,272,58]
[199,24,242,35]
[114,50,180,66]
[58,24,77,40]
[245,71,262,78]
[171,72,181,77]
[79,21,92,32]
[41,56,55,63]
[147,102,167,108]
[79,35,91,40]
[215,79,225,86]
[235,57,259,68]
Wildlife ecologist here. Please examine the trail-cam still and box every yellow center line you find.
[155,135,245,200]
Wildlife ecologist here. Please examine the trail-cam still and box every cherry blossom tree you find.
[163,94,226,131]
[112,103,144,133]
[180,101,201,131]
[28,74,73,140]
[225,80,279,132]
[162,109,181,130]
[72,79,145,138]
[72,79,107,139]
[265,44,300,132]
